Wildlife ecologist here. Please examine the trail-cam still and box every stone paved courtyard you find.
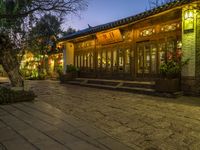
[28,80,200,150]
[0,98,132,150]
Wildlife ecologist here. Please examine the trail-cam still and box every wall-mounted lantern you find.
[184,9,194,33]
[184,9,194,19]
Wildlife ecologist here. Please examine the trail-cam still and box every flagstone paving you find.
[28,80,200,150]
[0,99,133,149]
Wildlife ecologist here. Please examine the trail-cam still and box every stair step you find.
[85,83,115,89]
[123,82,155,89]
[69,78,182,98]
[87,80,118,86]
[120,86,155,92]
[67,81,82,85]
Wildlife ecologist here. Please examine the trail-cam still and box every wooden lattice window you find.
[140,28,156,37]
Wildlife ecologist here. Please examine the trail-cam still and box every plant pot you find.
[155,78,180,93]
[60,72,77,83]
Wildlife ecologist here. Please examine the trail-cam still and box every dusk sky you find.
[64,0,150,30]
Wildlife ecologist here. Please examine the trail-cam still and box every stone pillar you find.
[63,42,74,74]
[196,14,200,77]
[181,6,200,95]
[195,13,200,94]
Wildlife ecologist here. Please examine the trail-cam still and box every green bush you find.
[160,61,181,79]
[66,64,79,73]
[56,66,63,76]
[0,87,36,105]
[38,72,46,80]
[160,49,189,79]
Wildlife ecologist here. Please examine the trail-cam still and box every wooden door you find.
[136,42,158,79]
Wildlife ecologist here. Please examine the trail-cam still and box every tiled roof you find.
[59,0,192,41]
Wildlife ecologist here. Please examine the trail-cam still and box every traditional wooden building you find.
[58,0,200,95]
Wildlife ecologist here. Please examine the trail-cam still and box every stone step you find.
[67,79,156,96]
[122,82,155,89]
[87,80,119,86]
[66,78,182,98]
[118,86,156,96]
[67,81,83,85]
[84,83,116,89]
[75,78,155,89]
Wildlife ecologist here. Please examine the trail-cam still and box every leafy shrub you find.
[0,87,36,104]
[160,61,181,78]
[38,72,46,80]
[160,49,189,79]
[66,64,79,73]
[56,66,63,76]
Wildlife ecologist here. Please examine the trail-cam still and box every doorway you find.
[136,42,158,79]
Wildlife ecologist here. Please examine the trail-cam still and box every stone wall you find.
[181,77,200,96]
[181,8,200,96]
[195,14,200,95]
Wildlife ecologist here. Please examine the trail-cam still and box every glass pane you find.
[118,49,124,71]
[166,40,175,52]
[80,55,83,68]
[97,51,101,68]
[91,52,94,69]
[84,54,87,68]
[77,55,80,68]
[137,46,143,74]
[102,50,106,68]
[158,42,166,69]
[107,51,111,70]
[151,45,157,74]
[125,49,130,73]
[113,50,117,71]
[87,52,90,68]
[144,46,150,73]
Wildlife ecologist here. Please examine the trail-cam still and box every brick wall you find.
[181,8,200,96]
[195,14,200,95]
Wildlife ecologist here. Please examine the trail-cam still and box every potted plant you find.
[59,64,79,83]
[155,49,189,93]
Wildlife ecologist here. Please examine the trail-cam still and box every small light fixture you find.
[184,9,194,32]
[184,9,194,20]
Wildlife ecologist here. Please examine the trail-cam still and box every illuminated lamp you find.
[184,9,194,20]
[184,9,194,32]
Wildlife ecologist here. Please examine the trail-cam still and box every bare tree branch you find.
[0,0,88,19]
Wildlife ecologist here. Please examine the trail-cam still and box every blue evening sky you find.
[64,0,150,30]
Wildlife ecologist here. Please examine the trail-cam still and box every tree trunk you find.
[0,33,24,87]
[0,52,24,87]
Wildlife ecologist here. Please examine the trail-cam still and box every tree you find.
[62,27,76,37]
[28,14,63,76]
[148,0,175,8]
[0,0,87,87]
[29,14,63,54]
